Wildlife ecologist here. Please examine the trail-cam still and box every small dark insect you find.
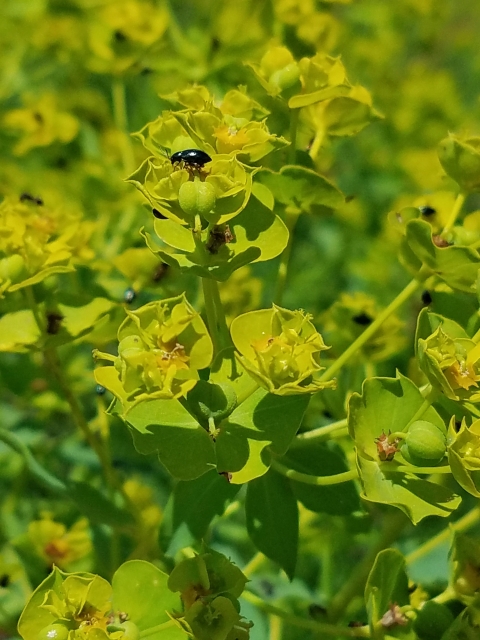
[352,312,373,326]
[114,30,127,42]
[419,205,436,217]
[95,384,106,396]
[421,290,432,305]
[124,287,136,304]
[20,192,43,206]
[152,208,166,220]
[33,111,44,124]
[0,574,10,588]
[152,262,169,282]
[170,149,212,172]
[206,225,234,254]
[46,312,63,335]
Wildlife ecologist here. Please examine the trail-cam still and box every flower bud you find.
[438,134,480,192]
[269,63,301,91]
[0,254,27,284]
[401,420,447,466]
[178,179,216,218]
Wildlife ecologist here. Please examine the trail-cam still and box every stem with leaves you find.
[321,278,423,381]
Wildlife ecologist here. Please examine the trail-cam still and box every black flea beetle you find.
[170,149,212,171]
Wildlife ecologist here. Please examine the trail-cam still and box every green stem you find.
[442,191,466,235]
[432,586,457,605]
[321,278,422,381]
[274,210,300,305]
[0,428,67,495]
[112,77,134,173]
[271,459,358,486]
[242,591,370,638]
[379,463,452,475]
[328,511,407,622]
[209,278,232,348]
[139,620,178,638]
[292,418,348,447]
[269,614,282,640]
[288,108,299,165]
[202,278,221,354]
[405,506,480,565]
[106,78,137,259]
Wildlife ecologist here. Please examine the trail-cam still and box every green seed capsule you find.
[0,254,27,283]
[413,601,454,640]
[178,179,216,218]
[269,62,301,91]
[401,420,447,466]
[37,624,70,640]
[119,621,140,640]
[118,335,144,356]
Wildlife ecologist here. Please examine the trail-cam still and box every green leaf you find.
[125,399,216,480]
[349,375,461,523]
[288,84,351,109]
[153,218,196,252]
[365,549,409,631]
[448,418,480,498]
[246,469,298,579]
[112,561,183,638]
[281,442,360,515]
[415,308,469,345]
[257,165,344,214]
[18,567,66,640]
[216,389,310,483]
[160,470,240,551]
[0,310,41,352]
[322,96,382,136]
[406,219,480,293]
[144,195,288,281]
[68,481,135,527]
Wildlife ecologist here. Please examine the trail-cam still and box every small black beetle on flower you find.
[170,149,212,171]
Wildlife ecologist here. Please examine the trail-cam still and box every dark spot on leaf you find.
[33,111,44,124]
[0,575,10,588]
[309,604,327,619]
